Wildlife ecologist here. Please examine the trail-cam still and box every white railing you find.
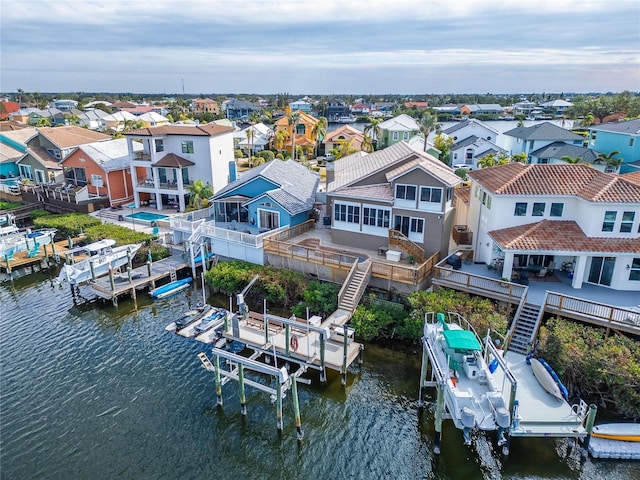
[545,292,640,330]
[199,223,289,247]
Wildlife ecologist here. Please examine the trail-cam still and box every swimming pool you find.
[125,212,169,222]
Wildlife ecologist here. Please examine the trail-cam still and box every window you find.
[334,203,360,224]
[19,164,33,180]
[392,132,399,141]
[403,131,409,140]
[602,211,617,232]
[90,174,103,187]
[514,202,527,216]
[550,203,564,217]
[64,166,87,186]
[155,139,164,152]
[363,207,390,228]
[395,184,416,201]
[620,211,635,233]
[181,140,194,154]
[630,258,640,281]
[630,138,635,147]
[420,186,442,203]
[296,124,305,135]
[532,202,545,216]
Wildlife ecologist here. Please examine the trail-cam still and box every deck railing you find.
[433,265,527,303]
[388,229,425,262]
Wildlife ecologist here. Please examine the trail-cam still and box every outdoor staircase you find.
[337,260,372,312]
[508,303,541,355]
[187,224,204,261]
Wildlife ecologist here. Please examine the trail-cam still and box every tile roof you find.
[589,118,640,134]
[70,138,142,172]
[36,126,110,148]
[503,122,584,141]
[0,121,29,132]
[324,125,365,142]
[620,171,640,186]
[454,185,471,204]
[214,159,319,215]
[333,184,394,201]
[151,153,195,168]
[489,220,640,254]
[328,141,461,191]
[126,124,234,137]
[529,142,599,163]
[468,163,640,203]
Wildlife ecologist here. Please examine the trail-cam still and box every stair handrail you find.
[388,229,425,262]
[505,286,529,351]
[528,291,549,350]
[337,260,359,309]
[344,260,372,311]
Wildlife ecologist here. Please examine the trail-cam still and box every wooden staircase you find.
[388,230,425,262]
[508,303,541,355]
[337,260,372,312]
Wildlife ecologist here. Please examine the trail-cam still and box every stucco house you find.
[502,122,584,159]
[61,138,144,206]
[223,99,259,119]
[137,112,170,128]
[326,141,462,259]
[442,119,500,145]
[211,159,319,230]
[102,111,138,132]
[273,110,319,156]
[462,163,640,291]
[192,98,220,116]
[460,104,505,117]
[0,126,37,178]
[529,142,602,169]
[16,126,110,184]
[289,99,312,113]
[587,118,640,173]
[323,125,365,153]
[378,114,420,149]
[450,136,507,169]
[124,124,235,212]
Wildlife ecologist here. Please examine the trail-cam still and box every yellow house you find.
[273,107,318,156]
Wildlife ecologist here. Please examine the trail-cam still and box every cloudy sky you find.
[1,0,639,95]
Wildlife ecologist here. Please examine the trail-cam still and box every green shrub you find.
[34,213,101,238]
[0,201,22,210]
[234,149,243,158]
[257,150,275,162]
[30,209,52,220]
[291,280,340,318]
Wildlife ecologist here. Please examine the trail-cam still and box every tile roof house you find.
[323,125,365,152]
[587,118,640,174]
[273,110,319,156]
[463,163,640,291]
[378,114,420,149]
[502,121,584,159]
[124,124,235,212]
[60,138,144,206]
[212,159,319,231]
[327,141,462,259]
[0,101,20,120]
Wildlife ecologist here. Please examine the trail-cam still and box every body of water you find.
[1,268,637,479]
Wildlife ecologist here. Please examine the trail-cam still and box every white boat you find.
[529,357,567,401]
[0,225,56,258]
[165,304,212,332]
[592,423,640,442]
[176,305,220,338]
[194,309,229,344]
[423,312,511,444]
[56,240,142,285]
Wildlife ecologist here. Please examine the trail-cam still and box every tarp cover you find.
[443,329,481,351]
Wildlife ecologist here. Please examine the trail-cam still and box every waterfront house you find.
[223,99,259,120]
[502,122,584,160]
[16,126,110,184]
[587,118,640,173]
[461,163,640,291]
[322,99,351,122]
[539,99,574,116]
[378,114,420,149]
[192,98,220,116]
[323,125,365,153]
[211,159,319,230]
[273,109,319,156]
[52,99,79,111]
[289,99,312,113]
[124,124,235,212]
[460,104,505,117]
[326,141,462,259]
[61,138,143,207]
[0,127,37,179]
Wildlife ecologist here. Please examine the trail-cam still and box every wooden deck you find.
[1,237,87,273]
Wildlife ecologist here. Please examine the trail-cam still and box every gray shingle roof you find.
[589,118,640,135]
[503,122,584,141]
[214,159,319,215]
[530,142,599,163]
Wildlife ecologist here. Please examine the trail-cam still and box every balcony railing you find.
[388,229,425,262]
[134,152,151,161]
[452,225,473,245]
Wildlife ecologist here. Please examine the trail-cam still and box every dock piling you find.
[291,376,304,440]
[581,403,598,459]
[418,347,428,408]
[214,355,223,407]
[238,364,247,415]
[434,384,444,454]
[341,326,349,386]
[276,378,283,432]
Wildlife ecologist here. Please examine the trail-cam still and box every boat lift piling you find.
[580,403,598,459]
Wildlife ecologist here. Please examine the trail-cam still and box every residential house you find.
[16,126,111,184]
[502,122,584,160]
[52,99,79,111]
[124,124,235,212]
[137,112,170,128]
[350,103,371,115]
[0,101,20,120]
[234,123,273,155]
[450,136,508,169]
[432,104,461,116]
[587,119,640,173]
[83,100,113,110]
[76,109,110,130]
[273,109,319,157]
[404,101,429,109]
[378,114,420,149]
[29,108,66,126]
[289,99,312,113]
[539,99,574,116]
[223,99,259,120]
[406,135,441,159]
[61,138,143,206]
[9,108,40,124]
[460,104,505,117]
[326,141,462,259]
[529,142,601,169]
[463,163,640,291]
[111,100,137,111]
[0,127,36,178]
[101,111,138,132]
[442,119,500,144]
[192,98,220,116]
[211,159,319,230]
[323,125,365,153]
[512,100,537,117]
[322,99,350,122]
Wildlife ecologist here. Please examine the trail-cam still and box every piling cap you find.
[494,339,501,346]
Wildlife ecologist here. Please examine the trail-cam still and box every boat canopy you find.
[443,329,482,352]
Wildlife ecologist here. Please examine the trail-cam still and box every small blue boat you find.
[193,252,216,264]
[150,276,193,299]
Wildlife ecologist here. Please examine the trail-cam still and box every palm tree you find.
[477,153,497,169]
[364,117,382,150]
[331,139,358,160]
[561,155,583,164]
[186,179,214,210]
[361,135,374,153]
[287,111,301,160]
[311,116,328,157]
[246,128,255,167]
[596,150,623,172]
[274,129,287,153]
[510,153,528,164]
[420,112,438,152]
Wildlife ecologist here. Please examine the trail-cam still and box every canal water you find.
[1,269,637,480]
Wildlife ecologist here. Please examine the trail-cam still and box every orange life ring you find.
[290,335,299,352]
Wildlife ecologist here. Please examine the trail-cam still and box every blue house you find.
[212,159,319,231]
[588,119,640,173]
[502,122,584,159]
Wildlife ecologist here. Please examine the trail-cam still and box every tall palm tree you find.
[420,112,438,152]
[274,129,287,153]
[186,179,214,210]
[361,135,374,153]
[364,117,382,150]
[331,139,357,160]
[311,116,327,157]
[287,111,301,160]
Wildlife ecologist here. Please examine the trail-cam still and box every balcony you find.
[134,151,151,161]
[452,225,473,245]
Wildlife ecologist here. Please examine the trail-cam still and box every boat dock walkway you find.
[2,237,87,274]
[90,253,188,305]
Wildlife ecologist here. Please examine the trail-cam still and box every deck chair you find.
[4,251,14,262]
[536,267,547,281]
[151,226,159,236]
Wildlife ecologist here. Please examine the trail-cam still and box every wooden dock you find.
[1,237,86,274]
[90,254,188,305]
